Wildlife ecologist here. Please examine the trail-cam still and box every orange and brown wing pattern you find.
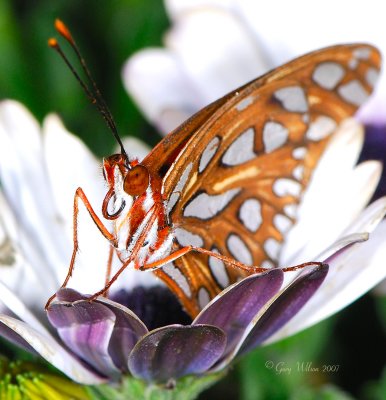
[151,44,381,317]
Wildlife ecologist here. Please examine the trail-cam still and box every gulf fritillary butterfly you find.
[45,20,381,318]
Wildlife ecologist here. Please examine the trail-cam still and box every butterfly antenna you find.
[49,19,128,158]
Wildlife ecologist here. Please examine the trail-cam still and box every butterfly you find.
[46,21,381,318]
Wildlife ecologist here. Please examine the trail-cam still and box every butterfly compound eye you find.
[123,165,150,196]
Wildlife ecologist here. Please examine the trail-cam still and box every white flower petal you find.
[0,280,51,335]
[238,0,386,123]
[165,0,235,20]
[288,161,381,264]
[43,114,102,225]
[281,232,369,292]
[43,114,113,293]
[0,190,60,311]
[165,8,269,105]
[0,248,47,316]
[0,314,105,384]
[342,196,386,235]
[315,232,368,262]
[119,136,151,161]
[123,49,197,134]
[0,101,65,286]
[269,218,386,343]
[281,119,381,264]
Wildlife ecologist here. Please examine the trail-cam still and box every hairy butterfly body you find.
[46,21,381,318]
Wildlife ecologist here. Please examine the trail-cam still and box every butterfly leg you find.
[140,245,324,274]
[103,245,115,297]
[45,187,116,309]
[86,244,187,301]
[186,247,324,273]
[138,246,266,273]
[87,243,323,302]
[87,203,162,301]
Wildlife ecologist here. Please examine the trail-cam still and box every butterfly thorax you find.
[102,154,173,268]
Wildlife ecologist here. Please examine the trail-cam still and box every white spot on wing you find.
[306,116,337,141]
[199,137,220,173]
[167,163,193,214]
[274,86,308,113]
[239,199,262,232]
[292,147,306,160]
[222,128,256,166]
[313,62,345,89]
[338,80,368,106]
[302,113,310,124]
[167,193,180,216]
[198,287,211,309]
[353,47,371,59]
[162,262,191,297]
[209,248,229,288]
[348,58,358,70]
[273,214,292,235]
[264,238,281,261]
[284,203,297,218]
[292,165,304,181]
[263,121,289,153]
[184,188,241,219]
[349,47,371,70]
[236,96,253,111]
[273,179,302,197]
[227,234,253,265]
[175,228,204,247]
[366,68,379,88]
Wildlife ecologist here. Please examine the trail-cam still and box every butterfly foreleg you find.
[87,203,162,301]
[45,187,116,309]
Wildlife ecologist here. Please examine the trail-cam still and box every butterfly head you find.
[102,154,150,220]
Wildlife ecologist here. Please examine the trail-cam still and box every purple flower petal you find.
[56,288,87,302]
[97,297,148,372]
[52,289,148,372]
[0,314,104,384]
[238,263,329,355]
[128,324,226,382]
[47,298,121,379]
[193,269,283,357]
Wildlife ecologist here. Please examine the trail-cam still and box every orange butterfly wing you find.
[142,44,381,317]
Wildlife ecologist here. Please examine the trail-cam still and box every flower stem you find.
[87,372,226,400]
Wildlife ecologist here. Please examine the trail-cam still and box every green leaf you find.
[361,366,386,400]
[237,317,335,400]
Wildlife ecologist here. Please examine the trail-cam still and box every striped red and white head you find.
[102,154,150,220]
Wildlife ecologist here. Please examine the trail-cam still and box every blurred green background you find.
[0,0,167,154]
[0,1,385,399]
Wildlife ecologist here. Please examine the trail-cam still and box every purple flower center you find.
[110,286,192,330]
